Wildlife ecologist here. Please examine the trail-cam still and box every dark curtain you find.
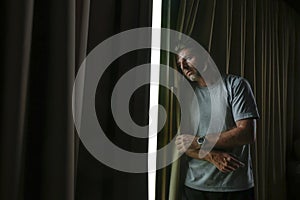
[1,0,152,200]
[1,0,75,199]
[156,0,300,200]
[75,0,152,200]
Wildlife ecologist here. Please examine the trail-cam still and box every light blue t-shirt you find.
[185,74,260,192]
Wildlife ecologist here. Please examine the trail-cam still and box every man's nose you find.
[180,59,189,69]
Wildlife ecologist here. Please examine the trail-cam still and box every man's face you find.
[177,48,201,82]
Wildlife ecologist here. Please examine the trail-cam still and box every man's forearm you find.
[185,149,209,160]
[204,119,256,150]
[176,119,256,152]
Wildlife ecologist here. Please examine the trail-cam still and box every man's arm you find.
[185,149,245,173]
[175,118,257,151]
[206,118,256,149]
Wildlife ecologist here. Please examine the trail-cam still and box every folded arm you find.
[185,149,245,173]
[206,118,256,149]
[175,118,257,151]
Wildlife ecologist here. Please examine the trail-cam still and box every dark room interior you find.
[1,0,300,200]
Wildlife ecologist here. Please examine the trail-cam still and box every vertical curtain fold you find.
[74,0,91,188]
[226,0,233,74]
[1,0,77,199]
[39,0,76,199]
[0,1,34,199]
[240,0,246,76]
[208,0,216,53]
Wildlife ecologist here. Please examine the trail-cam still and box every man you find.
[175,46,259,200]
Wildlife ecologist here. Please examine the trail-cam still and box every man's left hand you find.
[175,134,200,153]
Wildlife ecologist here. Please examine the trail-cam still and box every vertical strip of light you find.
[148,0,162,200]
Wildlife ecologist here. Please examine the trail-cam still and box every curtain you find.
[156,0,299,200]
[1,0,75,199]
[1,0,152,200]
[156,1,200,200]
[75,0,152,199]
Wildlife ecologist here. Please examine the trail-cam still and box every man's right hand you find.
[175,134,200,153]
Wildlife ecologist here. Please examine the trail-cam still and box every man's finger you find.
[178,146,187,153]
[223,165,235,172]
[224,161,239,171]
[175,139,182,145]
[229,153,245,167]
[220,166,231,173]
[229,156,245,166]
[227,156,245,167]
[175,136,182,141]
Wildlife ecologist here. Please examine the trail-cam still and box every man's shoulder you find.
[223,74,250,87]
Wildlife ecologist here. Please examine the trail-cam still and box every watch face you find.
[197,136,205,144]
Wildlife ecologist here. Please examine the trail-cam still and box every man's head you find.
[177,48,201,82]
[175,41,214,86]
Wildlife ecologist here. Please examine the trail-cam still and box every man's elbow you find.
[238,119,257,145]
[248,119,257,144]
[248,131,256,144]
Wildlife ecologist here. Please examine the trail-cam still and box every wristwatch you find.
[197,136,206,146]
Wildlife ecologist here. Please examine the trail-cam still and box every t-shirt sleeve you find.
[231,78,260,122]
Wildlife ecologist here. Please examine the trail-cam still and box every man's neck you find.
[197,77,207,87]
